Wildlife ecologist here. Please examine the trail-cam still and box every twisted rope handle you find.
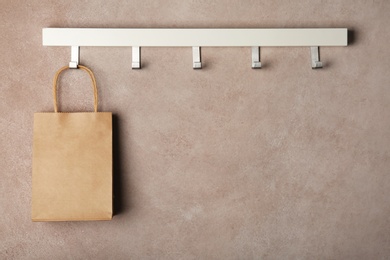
[53,65,98,112]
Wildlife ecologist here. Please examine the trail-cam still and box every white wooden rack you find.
[42,28,348,69]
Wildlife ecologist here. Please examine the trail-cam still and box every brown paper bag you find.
[32,65,112,221]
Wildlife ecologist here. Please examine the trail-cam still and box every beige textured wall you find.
[1,0,390,259]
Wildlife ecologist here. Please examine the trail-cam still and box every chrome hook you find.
[251,46,262,69]
[192,46,202,69]
[132,46,141,69]
[311,46,323,69]
[69,46,79,68]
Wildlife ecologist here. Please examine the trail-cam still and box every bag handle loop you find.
[53,65,98,113]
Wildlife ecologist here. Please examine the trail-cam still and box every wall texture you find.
[1,0,389,259]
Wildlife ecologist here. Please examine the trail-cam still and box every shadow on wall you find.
[113,114,126,216]
[348,29,356,45]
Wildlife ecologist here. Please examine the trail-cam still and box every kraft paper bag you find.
[32,65,112,221]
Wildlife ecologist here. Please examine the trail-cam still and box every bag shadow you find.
[113,114,125,216]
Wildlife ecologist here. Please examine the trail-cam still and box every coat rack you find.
[42,28,348,69]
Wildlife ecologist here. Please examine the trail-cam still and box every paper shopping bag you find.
[32,65,112,221]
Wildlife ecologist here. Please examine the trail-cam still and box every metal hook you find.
[251,46,262,69]
[132,46,141,69]
[69,46,79,68]
[311,46,323,69]
[192,46,202,69]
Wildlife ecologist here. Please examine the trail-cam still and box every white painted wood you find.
[42,28,348,47]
